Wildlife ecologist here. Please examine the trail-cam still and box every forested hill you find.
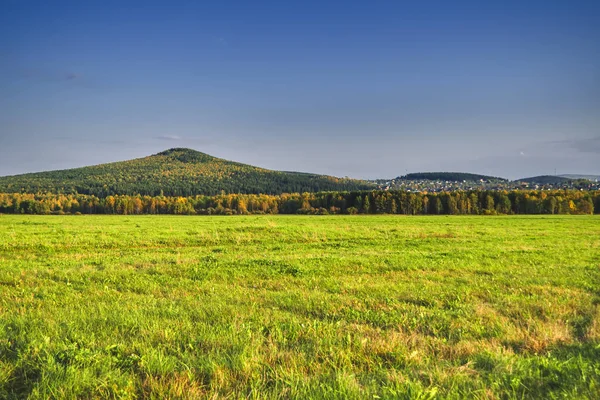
[516,175,572,184]
[398,172,507,182]
[0,148,374,197]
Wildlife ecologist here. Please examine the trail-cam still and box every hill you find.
[0,148,374,197]
[397,172,507,182]
[516,175,572,184]
[559,174,600,181]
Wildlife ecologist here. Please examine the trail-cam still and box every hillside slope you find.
[0,148,373,196]
[516,175,572,184]
[559,174,600,181]
[398,172,507,182]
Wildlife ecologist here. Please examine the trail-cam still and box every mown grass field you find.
[1,215,599,399]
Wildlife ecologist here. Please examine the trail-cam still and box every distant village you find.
[373,177,600,193]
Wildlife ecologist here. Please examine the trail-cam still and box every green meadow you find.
[0,215,599,399]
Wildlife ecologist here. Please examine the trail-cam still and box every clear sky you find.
[1,0,599,180]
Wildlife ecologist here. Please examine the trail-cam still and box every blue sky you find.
[1,0,599,179]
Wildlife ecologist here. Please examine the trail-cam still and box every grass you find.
[0,214,599,399]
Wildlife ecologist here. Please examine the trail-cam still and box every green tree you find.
[362,196,371,214]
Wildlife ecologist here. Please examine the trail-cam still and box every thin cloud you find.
[567,137,600,154]
[550,137,600,154]
[154,135,182,141]
[213,36,228,46]
[65,72,81,81]
[19,68,83,83]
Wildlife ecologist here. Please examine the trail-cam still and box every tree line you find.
[0,190,597,215]
[398,172,506,182]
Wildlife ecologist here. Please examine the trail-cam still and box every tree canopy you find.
[0,148,374,196]
[1,189,596,216]
[398,172,507,182]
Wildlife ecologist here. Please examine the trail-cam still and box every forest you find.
[0,189,597,215]
[0,148,373,196]
[398,172,507,182]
